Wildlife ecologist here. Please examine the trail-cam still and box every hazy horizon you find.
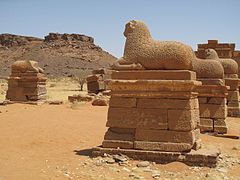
[1,0,239,58]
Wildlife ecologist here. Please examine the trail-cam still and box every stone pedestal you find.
[225,74,240,117]
[6,71,47,102]
[197,79,228,134]
[86,74,105,94]
[93,70,220,166]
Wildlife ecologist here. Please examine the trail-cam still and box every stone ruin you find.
[93,20,220,167]
[204,49,240,117]
[86,69,112,94]
[6,60,47,103]
[193,51,228,134]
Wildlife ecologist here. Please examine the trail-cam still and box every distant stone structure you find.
[196,40,240,76]
[93,20,220,167]
[86,69,112,94]
[205,49,240,117]
[193,53,228,133]
[6,60,47,102]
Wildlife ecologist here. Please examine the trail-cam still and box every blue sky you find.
[0,0,239,58]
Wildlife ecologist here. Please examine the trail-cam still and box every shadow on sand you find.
[74,148,93,157]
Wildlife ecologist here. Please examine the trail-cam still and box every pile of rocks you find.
[6,60,47,102]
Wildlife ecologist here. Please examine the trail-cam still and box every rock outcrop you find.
[0,33,116,77]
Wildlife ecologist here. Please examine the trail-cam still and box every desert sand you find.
[0,80,240,180]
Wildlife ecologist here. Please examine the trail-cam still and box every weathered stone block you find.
[228,107,240,117]
[108,80,201,93]
[135,129,199,145]
[200,118,213,126]
[199,104,227,119]
[86,74,103,82]
[227,91,239,101]
[199,118,213,132]
[214,126,227,134]
[208,97,226,105]
[198,79,224,86]
[111,70,196,80]
[104,128,135,141]
[198,97,207,104]
[107,107,139,128]
[213,119,227,127]
[225,79,239,90]
[134,141,192,152]
[137,98,199,110]
[87,81,105,93]
[109,96,137,108]
[102,140,134,149]
[107,107,168,129]
[168,109,199,131]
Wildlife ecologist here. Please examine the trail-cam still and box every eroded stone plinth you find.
[92,145,220,167]
[6,68,47,102]
[87,68,113,94]
[225,76,240,117]
[197,79,228,134]
[93,70,220,166]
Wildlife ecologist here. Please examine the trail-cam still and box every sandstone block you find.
[214,126,227,134]
[109,96,137,108]
[199,118,213,132]
[107,107,168,129]
[198,97,207,104]
[168,109,199,131]
[87,81,105,93]
[104,128,135,141]
[108,80,201,93]
[227,91,239,101]
[200,118,213,127]
[135,129,198,145]
[208,97,226,105]
[227,107,240,117]
[102,140,133,149]
[18,81,40,88]
[192,139,202,150]
[111,70,196,80]
[86,74,103,82]
[213,119,226,127]
[110,91,198,99]
[198,79,224,86]
[227,101,240,107]
[134,141,192,152]
[199,104,227,119]
[137,98,199,110]
[225,79,239,90]
[199,125,213,132]
[197,85,228,98]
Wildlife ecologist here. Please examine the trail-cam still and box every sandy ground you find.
[0,79,240,179]
[0,103,240,180]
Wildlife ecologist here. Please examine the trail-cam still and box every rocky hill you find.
[0,33,117,77]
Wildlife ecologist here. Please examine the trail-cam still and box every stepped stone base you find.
[225,78,240,117]
[92,145,220,167]
[197,84,228,134]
